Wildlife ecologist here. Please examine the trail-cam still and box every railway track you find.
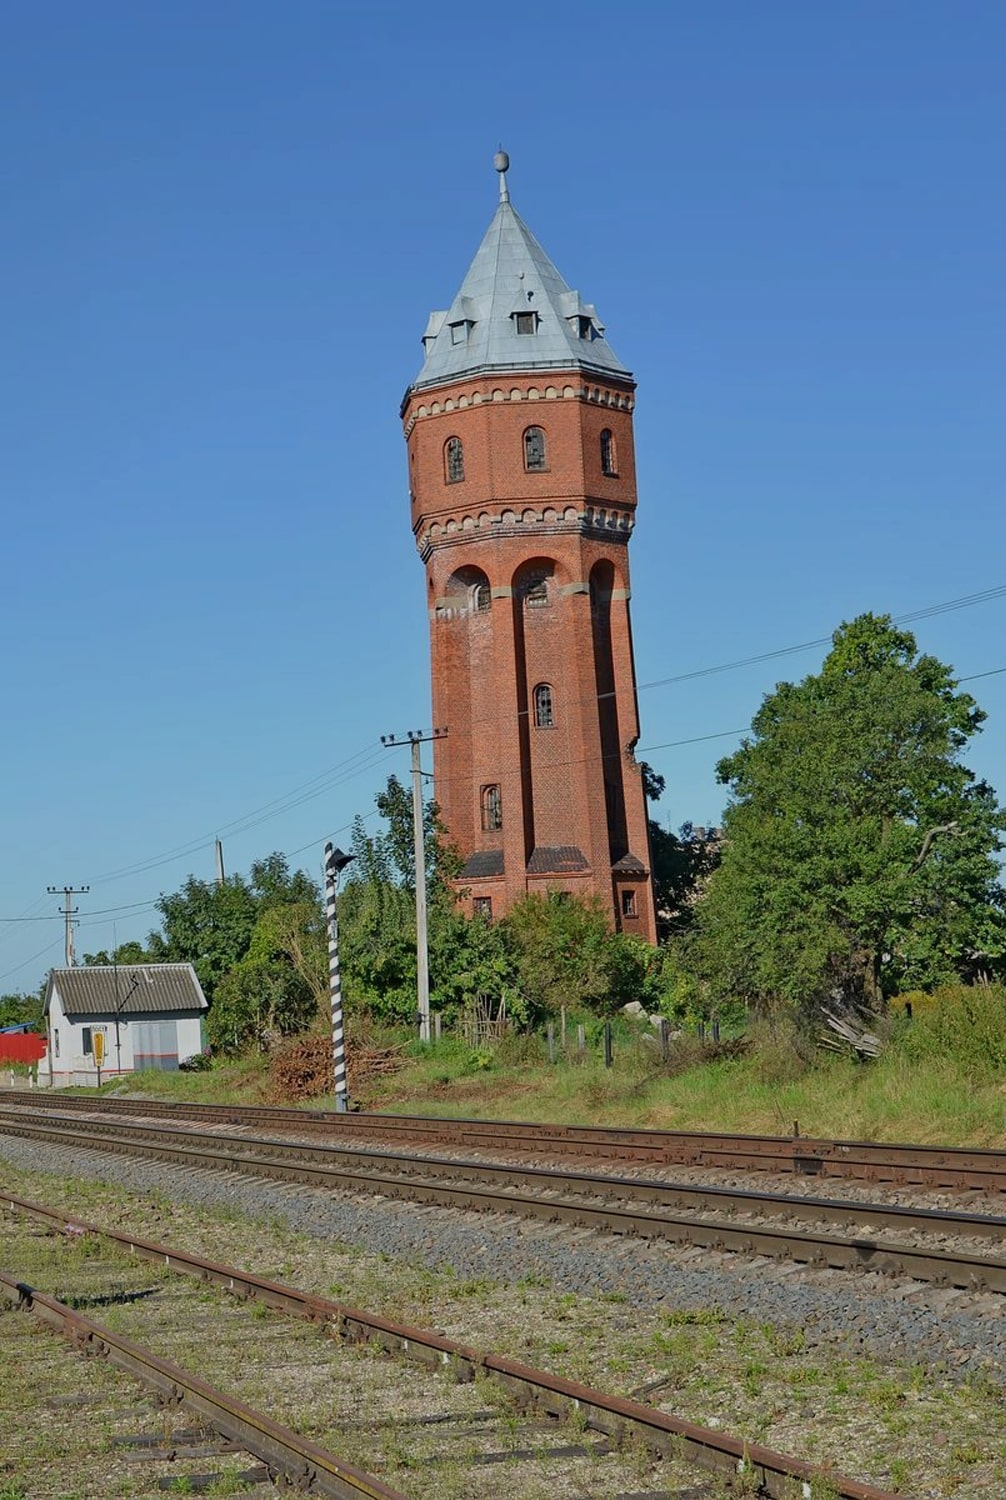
[0,1216,407,1498]
[3,1104,1006,1296]
[7,1087,1006,1190]
[1,1189,902,1500]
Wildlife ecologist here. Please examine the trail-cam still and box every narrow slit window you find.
[473,582,491,612]
[524,426,547,472]
[600,428,617,476]
[445,437,465,484]
[621,889,637,918]
[533,683,554,728]
[481,784,502,830]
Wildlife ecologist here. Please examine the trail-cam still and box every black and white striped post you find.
[323,842,355,1112]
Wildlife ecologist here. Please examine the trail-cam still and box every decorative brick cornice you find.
[402,378,635,439]
[414,502,634,562]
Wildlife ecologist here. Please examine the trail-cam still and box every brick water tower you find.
[401,153,656,942]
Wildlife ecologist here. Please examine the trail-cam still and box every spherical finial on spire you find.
[494,147,510,204]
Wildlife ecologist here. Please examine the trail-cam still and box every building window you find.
[445,437,464,484]
[473,896,493,919]
[82,1027,92,1055]
[473,582,491,612]
[54,1029,60,1058]
[514,311,537,335]
[450,321,469,345]
[481,784,502,830]
[533,683,554,728]
[524,426,547,471]
[621,889,638,918]
[600,428,617,476]
[524,575,548,608]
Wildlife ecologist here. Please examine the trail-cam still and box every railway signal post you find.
[323,842,355,1112]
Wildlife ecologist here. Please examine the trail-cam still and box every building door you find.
[133,1020,179,1071]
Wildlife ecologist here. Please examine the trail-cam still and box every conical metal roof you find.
[411,165,631,392]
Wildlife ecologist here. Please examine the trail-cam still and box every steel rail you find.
[0,1266,406,1499]
[7,1088,1006,1189]
[1,1191,900,1500]
[5,1110,1006,1293]
[4,1102,1006,1244]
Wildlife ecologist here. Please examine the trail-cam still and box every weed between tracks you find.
[2,1156,1006,1497]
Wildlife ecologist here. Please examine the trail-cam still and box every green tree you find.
[144,855,325,1051]
[0,992,42,1029]
[502,892,660,1021]
[339,782,469,1025]
[650,821,722,939]
[428,898,521,1026]
[207,926,317,1053]
[83,940,151,967]
[641,763,722,939]
[147,875,259,1001]
[695,614,1006,1015]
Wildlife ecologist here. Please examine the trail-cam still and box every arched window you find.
[600,428,617,476]
[524,426,547,472]
[533,683,554,728]
[473,582,491,612]
[524,574,548,608]
[445,436,465,483]
[481,784,502,830]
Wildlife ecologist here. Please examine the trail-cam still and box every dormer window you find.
[514,311,538,336]
[450,321,470,345]
[577,316,593,340]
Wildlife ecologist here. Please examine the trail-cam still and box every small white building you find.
[43,964,208,1088]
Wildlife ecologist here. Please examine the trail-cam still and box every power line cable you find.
[0,936,63,987]
[89,744,396,888]
[636,584,1006,694]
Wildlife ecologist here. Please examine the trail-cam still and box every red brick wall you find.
[403,372,656,942]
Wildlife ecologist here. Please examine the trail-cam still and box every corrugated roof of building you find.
[411,161,631,392]
[44,964,208,1018]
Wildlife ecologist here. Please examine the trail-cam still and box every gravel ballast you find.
[2,1129,1004,1381]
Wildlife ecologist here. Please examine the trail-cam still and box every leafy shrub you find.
[892,982,1006,1073]
[179,1050,212,1072]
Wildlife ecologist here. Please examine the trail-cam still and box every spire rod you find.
[493,147,510,204]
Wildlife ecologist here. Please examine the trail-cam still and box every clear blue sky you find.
[2,1,1004,991]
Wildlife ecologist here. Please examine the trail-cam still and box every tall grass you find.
[54,984,1006,1147]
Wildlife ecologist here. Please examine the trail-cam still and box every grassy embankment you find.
[81,984,1006,1147]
